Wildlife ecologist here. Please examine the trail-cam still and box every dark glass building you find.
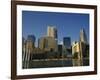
[63,37,71,49]
[58,45,63,57]
[27,35,36,43]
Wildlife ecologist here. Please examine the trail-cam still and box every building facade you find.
[72,41,80,59]
[63,37,72,57]
[72,28,89,60]
[80,28,87,44]
[63,37,71,49]
[22,35,36,68]
[38,36,58,52]
[47,26,57,39]
[58,45,63,57]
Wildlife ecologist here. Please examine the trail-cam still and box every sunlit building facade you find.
[80,28,87,44]
[72,28,88,59]
[47,26,57,39]
[38,36,58,52]
[72,41,81,59]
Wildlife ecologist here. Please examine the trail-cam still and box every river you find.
[23,58,89,69]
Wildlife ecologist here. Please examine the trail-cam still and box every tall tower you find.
[22,35,36,68]
[38,37,58,52]
[80,28,87,44]
[26,35,36,51]
[27,35,35,43]
[63,37,71,49]
[79,28,88,60]
[47,26,57,39]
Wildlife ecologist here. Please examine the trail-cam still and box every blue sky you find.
[22,11,89,46]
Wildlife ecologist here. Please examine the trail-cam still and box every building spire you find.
[79,28,87,44]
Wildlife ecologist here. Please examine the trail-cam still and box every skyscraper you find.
[27,35,36,43]
[26,35,36,53]
[47,26,57,39]
[79,28,89,58]
[58,45,63,57]
[63,37,71,49]
[80,28,87,44]
[38,36,58,52]
[72,41,81,59]
[22,35,36,68]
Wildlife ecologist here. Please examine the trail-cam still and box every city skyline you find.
[22,11,89,46]
[22,26,89,68]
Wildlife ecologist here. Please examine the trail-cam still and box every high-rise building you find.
[22,37,26,68]
[22,35,36,68]
[38,36,58,52]
[63,37,72,57]
[38,37,46,50]
[27,35,36,43]
[80,28,87,44]
[22,37,25,54]
[63,37,71,49]
[72,41,82,59]
[72,41,87,60]
[79,28,89,58]
[58,45,63,57]
[47,26,57,39]
[26,35,36,50]
[72,41,80,55]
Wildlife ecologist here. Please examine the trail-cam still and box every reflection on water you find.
[23,58,89,69]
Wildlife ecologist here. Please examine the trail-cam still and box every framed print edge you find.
[11,0,97,80]
[11,1,17,80]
